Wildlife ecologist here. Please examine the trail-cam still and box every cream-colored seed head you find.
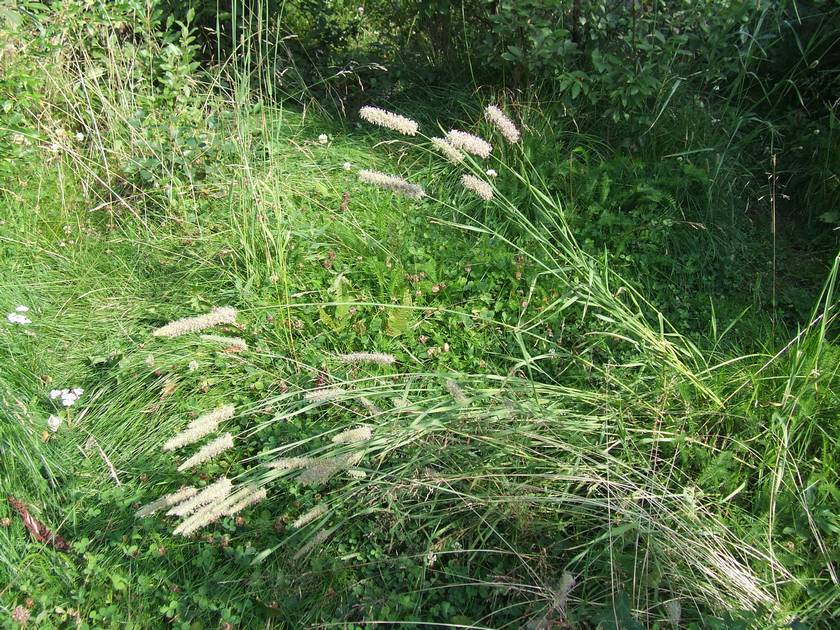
[445,130,492,158]
[358,170,425,199]
[460,174,494,201]
[359,106,419,136]
[484,105,520,144]
[152,307,237,338]
[177,433,234,472]
[430,137,465,164]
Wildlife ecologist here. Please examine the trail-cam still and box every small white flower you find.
[7,313,32,325]
[357,6,364,14]
[47,415,61,432]
[75,132,84,142]
[486,169,497,177]
[48,142,60,152]
[343,162,352,170]
[15,305,29,312]
[51,387,82,407]
[188,360,199,371]
[318,134,329,145]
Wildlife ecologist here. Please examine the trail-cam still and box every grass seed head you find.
[177,433,234,472]
[460,174,494,201]
[358,170,425,199]
[331,425,373,444]
[359,105,419,136]
[292,504,327,528]
[338,352,395,365]
[445,130,492,158]
[430,137,465,164]
[484,105,520,143]
[152,306,237,338]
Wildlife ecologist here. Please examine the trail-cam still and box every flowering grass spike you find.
[461,174,494,201]
[167,477,232,517]
[177,433,234,471]
[430,137,465,164]
[359,106,419,136]
[331,426,373,444]
[484,105,520,143]
[358,170,425,199]
[152,307,237,338]
[135,486,198,518]
[338,352,395,365]
[445,130,492,158]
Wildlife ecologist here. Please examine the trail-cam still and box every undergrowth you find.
[0,2,838,628]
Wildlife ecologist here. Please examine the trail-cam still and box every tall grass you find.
[1,3,837,626]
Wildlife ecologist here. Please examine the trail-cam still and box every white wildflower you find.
[338,352,395,365]
[292,504,327,528]
[486,169,497,177]
[7,313,31,325]
[430,137,465,164]
[177,433,234,471]
[151,306,237,338]
[359,106,419,136]
[343,162,353,170]
[484,105,520,143]
[318,134,329,144]
[358,169,425,199]
[445,130,492,158]
[15,305,29,312]
[47,415,61,432]
[331,425,373,444]
[188,360,199,371]
[49,388,83,407]
[461,174,494,201]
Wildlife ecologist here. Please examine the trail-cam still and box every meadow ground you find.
[1,6,839,629]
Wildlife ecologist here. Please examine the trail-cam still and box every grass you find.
[1,6,839,628]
